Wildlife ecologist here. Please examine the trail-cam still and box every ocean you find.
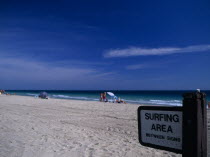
[6,90,210,106]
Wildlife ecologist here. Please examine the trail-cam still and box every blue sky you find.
[0,0,210,90]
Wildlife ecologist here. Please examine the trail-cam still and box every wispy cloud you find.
[125,60,177,70]
[104,44,210,58]
[0,57,95,81]
[126,64,149,70]
[0,55,116,89]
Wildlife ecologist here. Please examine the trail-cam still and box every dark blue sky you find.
[0,0,210,90]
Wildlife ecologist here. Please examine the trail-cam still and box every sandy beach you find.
[0,95,209,157]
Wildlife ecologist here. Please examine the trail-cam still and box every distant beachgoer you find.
[100,93,103,101]
[39,92,48,99]
[103,92,108,102]
[115,97,126,104]
[0,90,4,94]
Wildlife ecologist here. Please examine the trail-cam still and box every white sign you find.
[140,109,182,150]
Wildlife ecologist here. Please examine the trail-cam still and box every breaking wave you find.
[149,99,182,106]
[51,94,99,101]
[123,99,182,106]
[23,93,182,106]
[26,93,38,96]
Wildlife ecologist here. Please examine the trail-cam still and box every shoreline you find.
[0,94,141,106]
[1,93,147,106]
[0,95,208,156]
[1,92,184,106]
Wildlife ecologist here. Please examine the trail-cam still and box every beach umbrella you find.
[107,92,115,97]
[107,92,118,102]
[39,92,48,99]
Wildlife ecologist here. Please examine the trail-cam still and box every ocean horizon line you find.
[5,89,210,91]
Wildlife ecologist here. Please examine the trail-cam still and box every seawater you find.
[6,90,210,106]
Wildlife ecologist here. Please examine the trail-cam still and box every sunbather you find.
[115,97,126,104]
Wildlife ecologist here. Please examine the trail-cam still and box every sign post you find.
[137,92,207,157]
[183,92,207,157]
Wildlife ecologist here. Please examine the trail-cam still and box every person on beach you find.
[103,92,108,102]
[0,90,5,94]
[114,97,126,104]
[99,93,108,102]
[100,93,103,101]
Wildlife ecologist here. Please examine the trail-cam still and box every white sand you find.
[0,95,208,157]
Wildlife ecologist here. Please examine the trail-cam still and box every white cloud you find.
[104,44,210,58]
[0,55,116,89]
[0,57,95,81]
[126,64,149,70]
